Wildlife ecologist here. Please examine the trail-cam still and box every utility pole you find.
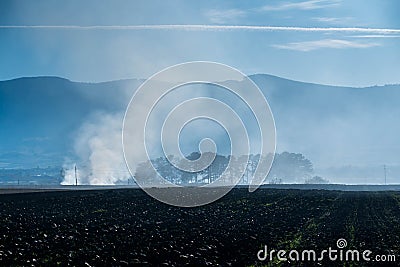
[75,165,78,186]
[384,165,387,185]
[60,168,65,183]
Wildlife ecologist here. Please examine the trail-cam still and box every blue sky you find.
[1,0,400,86]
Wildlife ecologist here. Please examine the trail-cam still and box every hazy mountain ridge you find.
[1,75,399,184]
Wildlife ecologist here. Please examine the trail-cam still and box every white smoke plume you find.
[61,112,131,185]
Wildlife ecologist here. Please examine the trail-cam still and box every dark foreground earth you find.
[0,188,399,266]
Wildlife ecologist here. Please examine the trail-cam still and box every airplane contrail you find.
[0,24,400,34]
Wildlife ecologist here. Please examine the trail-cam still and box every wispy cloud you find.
[1,25,400,34]
[272,39,380,51]
[262,0,341,11]
[204,9,246,24]
[313,16,353,24]
[349,35,400,38]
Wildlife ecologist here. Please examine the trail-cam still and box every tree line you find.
[134,152,317,185]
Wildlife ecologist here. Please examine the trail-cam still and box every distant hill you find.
[1,75,400,183]
[0,77,143,168]
[250,74,400,179]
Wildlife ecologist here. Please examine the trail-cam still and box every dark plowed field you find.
[0,188,399,266]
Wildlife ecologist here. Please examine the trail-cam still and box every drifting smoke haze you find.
[54,75,400,185]
[61,78,271,185]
